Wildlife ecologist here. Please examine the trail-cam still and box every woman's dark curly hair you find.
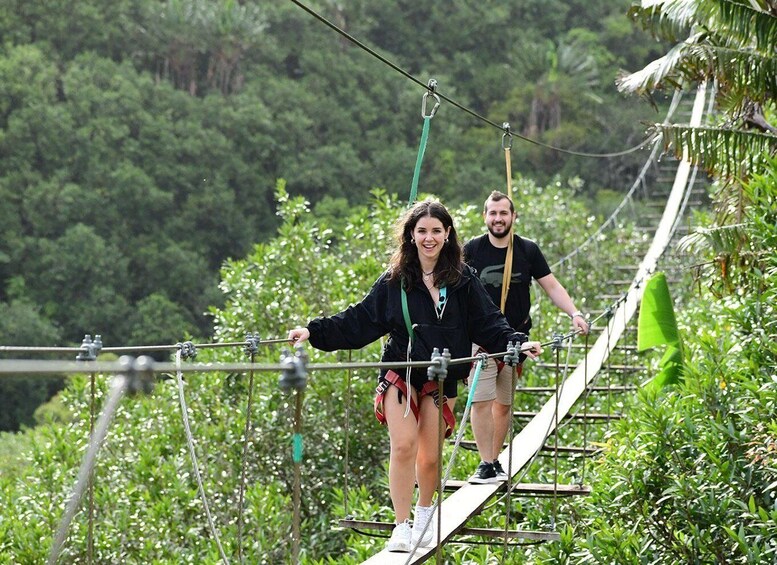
[388,199,463,288]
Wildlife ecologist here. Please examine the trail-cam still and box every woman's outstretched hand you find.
[287,327,310,344]
[520,341,542,360]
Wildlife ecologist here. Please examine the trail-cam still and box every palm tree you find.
[618,0,777,288]
[617,0,777,181]
[204,0,267,95]
[525,39,603,138]
[145,0,266,96]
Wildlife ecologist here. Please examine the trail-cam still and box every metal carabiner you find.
[421,79,440,119]
[502,122,513,150]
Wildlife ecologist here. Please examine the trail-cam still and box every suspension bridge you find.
[0,79,714,564]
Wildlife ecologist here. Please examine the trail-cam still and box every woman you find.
[288,199,541,553]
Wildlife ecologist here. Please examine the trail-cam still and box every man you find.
[464,190,589,483]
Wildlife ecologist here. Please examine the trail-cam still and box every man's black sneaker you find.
[469,461,498,484]
[492,460,508,480]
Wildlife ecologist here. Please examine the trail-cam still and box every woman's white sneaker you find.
[411,504,435,546]
[386,520,412,552]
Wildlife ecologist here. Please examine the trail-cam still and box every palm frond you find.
[654,123,777,179]
[618,36,777,104]
[627,0,698,42]
[703,0,777,52]
[646,0,703,26]
[629,0,777,51]
[676,41,777,103]
[617,40,693,94]
[677,222,749,255]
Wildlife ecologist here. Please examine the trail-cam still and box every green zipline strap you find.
[465,357,485,410]
[400,283,414,340]
[292,432,303,463]
[408,116,431,204]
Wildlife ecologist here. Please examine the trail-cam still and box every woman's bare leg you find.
[383,386,420,522]
[415,395,457,506]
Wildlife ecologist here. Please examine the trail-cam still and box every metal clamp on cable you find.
[551,333,564,352]
[76,334,102,361]
[244,332,260,356]
[476,351,489,369]
[426,347,450,381]
[177,341,197,360]
[502,122,513,150]
[604,305,614,321]
[504,341,521,366]
[118,355,156,396]
[421,78,440,119]
[279,346,308,391]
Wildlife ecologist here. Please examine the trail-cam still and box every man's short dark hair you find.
[484,190,515,214]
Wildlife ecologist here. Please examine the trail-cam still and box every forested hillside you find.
[1,1,775,562]
[0,0,666,430]
[0,2,657,348]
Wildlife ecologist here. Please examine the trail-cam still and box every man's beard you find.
[487,223,512,239]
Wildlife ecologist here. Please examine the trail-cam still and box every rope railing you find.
[0,343,583,377]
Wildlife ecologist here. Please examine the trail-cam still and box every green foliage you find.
[532,156,777,564]
[0,431,30,478]
[125,293,199,347]
[0,299,63,431]
[0,181,609,562]
[557,319,777,562]
[638,272,684,387]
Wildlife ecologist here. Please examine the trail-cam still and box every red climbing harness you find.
[374,370,456,438]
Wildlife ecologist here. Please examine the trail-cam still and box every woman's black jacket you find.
[307,266,527,381]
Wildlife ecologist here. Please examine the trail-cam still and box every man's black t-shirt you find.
[463,234,551,333]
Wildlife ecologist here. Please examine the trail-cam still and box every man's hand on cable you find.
[570,311,590,335]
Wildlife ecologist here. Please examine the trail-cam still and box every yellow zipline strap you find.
[500,123,514,312]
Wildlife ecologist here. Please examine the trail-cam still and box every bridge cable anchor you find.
[551,333,565,352]
[427,347,450,381]
[76,334,102,361]
[504,341,521,366]
[244,332,260,356]
[177,341,197,360]
[279,345,308,391]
